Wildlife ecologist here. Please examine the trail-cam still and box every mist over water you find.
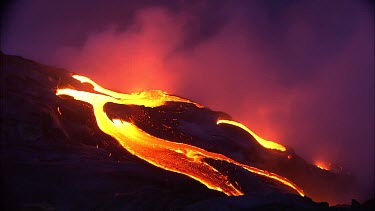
[2,0,373,203]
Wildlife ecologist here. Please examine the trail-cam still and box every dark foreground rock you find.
[1,52,373,210]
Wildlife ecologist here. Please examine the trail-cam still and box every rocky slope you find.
[1,52,373,210]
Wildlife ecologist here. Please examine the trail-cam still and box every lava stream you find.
[217,119,286,151]
[56,75,304,197]
[71,75,203,108]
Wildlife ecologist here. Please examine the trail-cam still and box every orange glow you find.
[315,161,330,171]
[56,74,303,197]
[57,106,62,115]
[216,119,286,151]
[71,75,203,108]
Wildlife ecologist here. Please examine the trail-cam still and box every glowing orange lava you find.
[315,161,330,171]
[71,75,203,108]
[56,74,304,197]
[217,119,286,151]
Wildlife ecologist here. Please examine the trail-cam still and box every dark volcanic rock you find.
[1,52,373,210]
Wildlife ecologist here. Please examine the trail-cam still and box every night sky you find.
[1,0,374,201]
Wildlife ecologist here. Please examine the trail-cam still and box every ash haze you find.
[1,0,373,204]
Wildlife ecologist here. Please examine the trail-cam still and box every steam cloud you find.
[2,0,373,203]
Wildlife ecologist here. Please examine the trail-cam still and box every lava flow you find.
[56,75,304,197]
[216,120,286,151]
[315,161,330,171]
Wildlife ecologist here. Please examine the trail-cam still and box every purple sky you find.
[1,0,374,203]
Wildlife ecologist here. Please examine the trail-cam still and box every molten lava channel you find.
[216,119,286,151]
[56,75,304,197]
